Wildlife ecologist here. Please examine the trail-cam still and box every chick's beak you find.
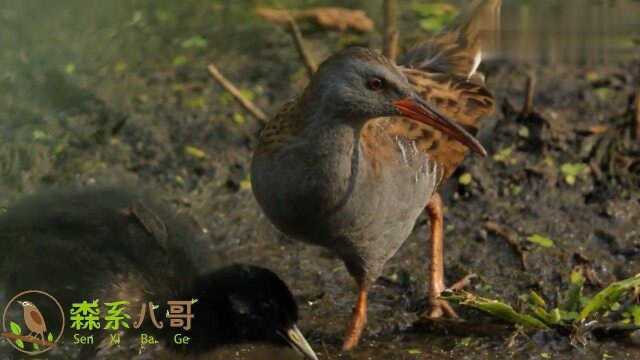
[393,95,487,156]
[278,325,318,360]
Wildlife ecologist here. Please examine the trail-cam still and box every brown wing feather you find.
[255,99,304,156]
[405,68,493,179]
[359,68,493,178]
[388,0,499,180]
[29,309,46,332]
[401,0,501,79]
[403,68,494,133]
[259,0,498,180]
[29,310,44,325]
[360,119,401,178]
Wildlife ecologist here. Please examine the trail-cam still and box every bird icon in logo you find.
[18,301,47,342]
[1,290,64,355]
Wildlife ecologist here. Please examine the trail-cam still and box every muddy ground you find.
[1,1,639,359]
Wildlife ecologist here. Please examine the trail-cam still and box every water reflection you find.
[491,0,640,65]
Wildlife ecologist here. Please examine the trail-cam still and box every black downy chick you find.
[0,187,317,360]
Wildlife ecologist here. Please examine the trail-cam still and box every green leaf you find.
[131,11,143,24]
[218,92,233,106]
[558,309,579,321]
[239,89,255,102]
[33,343,40,350]
[563,269,585,312]
[185,96,206,110]
[529,291,547,308]
[518,126,530,138]
[32,129,48,140]
[240,178,251,191]
[570,269,585,285]
[181,35,207,49]
[47,332,54,342]
[114,60,127,73]
[578,273,640,321]
[15,339,24,348]
[411,3,457,17]
[9,321,21,335]
[586,71,602,82]
[443,291,549,329]
[233,112,245,125]
[184,146,207,159]
[419,18,445,32]
[630,305,640,325]
[551,308,562,323]
[155,9,172,23]
[458,172,472,186]
[560,163,589,185]
[411,3,458,32]
[531,306,556,325]
[527,234,554,248]
[172,55,187,66]
[560,162,587,175]
[594,88,613,101]
[493,146,514,163]
[64,63,76,74]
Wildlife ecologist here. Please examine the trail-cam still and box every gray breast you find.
[319,135,439,282]
[251,126,440,283]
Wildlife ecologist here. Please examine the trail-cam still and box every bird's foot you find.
[424,273,476,319]
[342,310,367,351]
[427,298,458,318]
[342,286,368,351]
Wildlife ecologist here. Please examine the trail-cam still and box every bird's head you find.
[304,46,486,156]
[193,265,317,360]
[18,301,34,308]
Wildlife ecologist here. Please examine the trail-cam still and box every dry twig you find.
[1,332,56,348]
[287,15,317,77]
[256,7,374,32]
[449,273,477,291]
[520,72,536,117]
[634,88,640,140]
[484,221,527,270]
[207,64,268,123]
[382,0,399,61]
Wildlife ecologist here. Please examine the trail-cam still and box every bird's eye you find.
[366,77,384,91]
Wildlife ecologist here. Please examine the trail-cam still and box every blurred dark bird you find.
[19,301,47,341]
[251,0,500,349]
[0,187,317,360]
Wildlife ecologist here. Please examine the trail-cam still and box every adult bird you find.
[19,301,47,342]
[251,0,500,350]
[0,187,317,360]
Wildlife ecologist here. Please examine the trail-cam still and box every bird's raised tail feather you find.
[400,0,502,80]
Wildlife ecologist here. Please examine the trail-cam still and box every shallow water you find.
[497,0,640,65]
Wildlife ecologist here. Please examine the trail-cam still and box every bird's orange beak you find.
[394,97,487,156]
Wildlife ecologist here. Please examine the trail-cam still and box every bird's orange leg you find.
[342,282,368,351]
[426,193,474,318]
